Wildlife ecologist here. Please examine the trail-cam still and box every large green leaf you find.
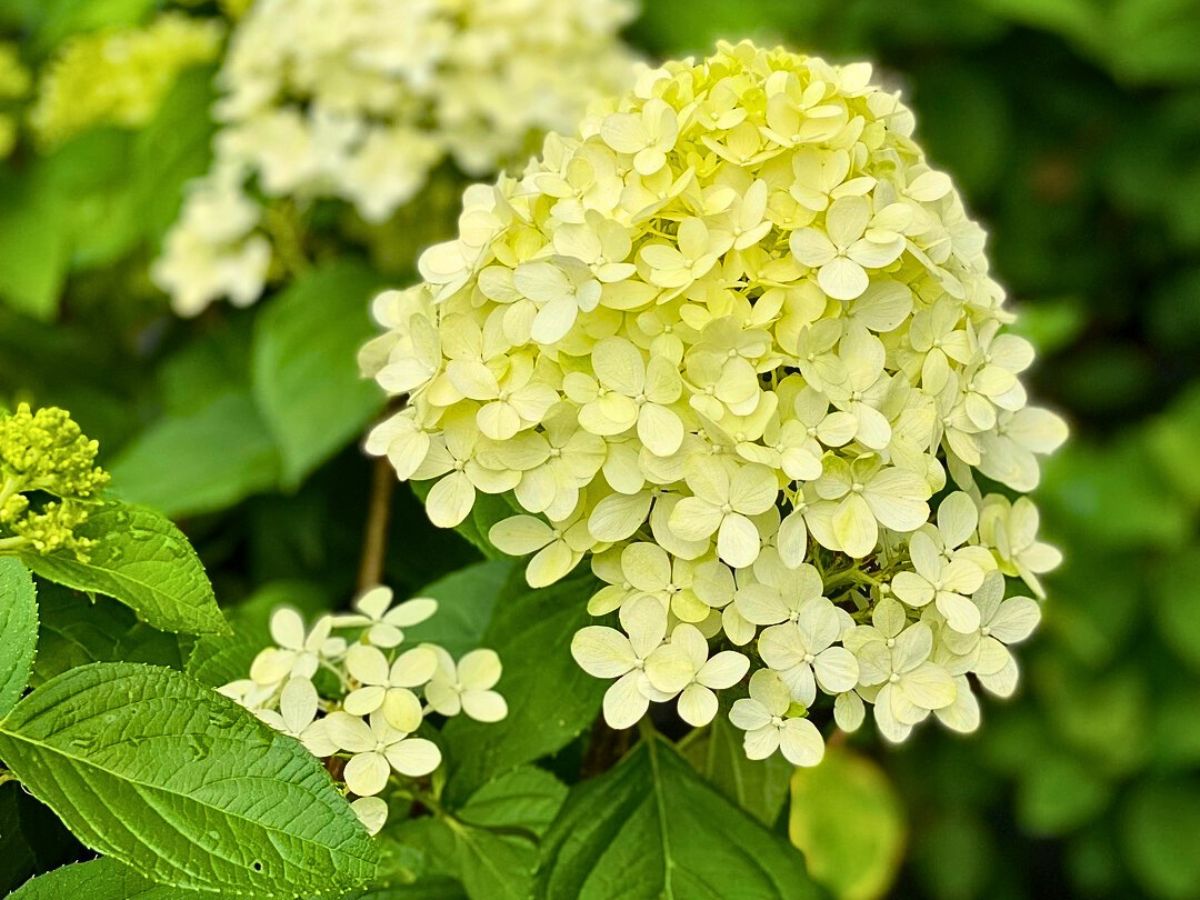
[402,559,512,656]
[441,571,605,801]
[0,559,37,719]
[788,747,907,900]
[537,734,823,899]
[10,857,202,899]
[19,501,227,635]
[252,261,386,487]
[108,390,281,519]
[679,712,791,826]
[0,663,377,896]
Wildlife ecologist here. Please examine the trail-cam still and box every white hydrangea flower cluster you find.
[219,586,506,835]
[155,0,637,316]
[361,41,1068,768]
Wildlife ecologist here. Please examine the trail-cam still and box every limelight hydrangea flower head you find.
[362,41,1068,767]
[219,584,506,836]
[155,0,637,316]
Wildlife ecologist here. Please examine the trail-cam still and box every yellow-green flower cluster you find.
[362,41,1068,765]
[29,13,223,148]
[155,0,637,316]
[0,404,109,560]
[220,586,506,836]
[0,43,30,158]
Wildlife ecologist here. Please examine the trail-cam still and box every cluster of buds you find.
[362,41,1067,765]
[219,585,506,835]
[0,404,109,560]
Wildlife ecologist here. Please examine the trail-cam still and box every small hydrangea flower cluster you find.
[0,404,109,560]
[29,13,223,148]
[362,41,1067,767]
[219,586,506,835]
[155,0,636,316]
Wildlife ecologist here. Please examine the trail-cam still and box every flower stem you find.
[357,455,396,591]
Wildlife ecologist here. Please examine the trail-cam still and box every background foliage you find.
[2,0,1199,898]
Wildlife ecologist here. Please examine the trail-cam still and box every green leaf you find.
[10,856,204,899]
[0,559,37,719]
[32,582,182,686]
[788,747,906,900]
[441,571,605,801]
[388,766,566,900]
[679,712,791,826]
[408,483,517,561]
[130,66,217,247]
[42,130,142,271]
[108,390,281,518]
[0,167,69,320]
[402,560,512,656]
[19,500,226,635]
[252,261,386,487]
[0,662,377,896]
[537,734,823,899]
[1122,777,1200,899]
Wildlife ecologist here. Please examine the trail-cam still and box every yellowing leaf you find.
[788,746,906,900]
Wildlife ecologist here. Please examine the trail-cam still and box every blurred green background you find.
[2,1,1200,897]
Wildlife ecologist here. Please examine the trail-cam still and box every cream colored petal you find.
[351,796,389,836]
[344,751,391,797]
[385,737,442,778]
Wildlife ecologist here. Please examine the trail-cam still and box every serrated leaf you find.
[19,501,227,636]
[788,747,907,900]
[680,712,791,826]
[537,735,823,899]
[0,662,377,896]
[252,261,386,487]
[108,390,281,518]
[10,856,203,899]
[441,571,605,801]
[0,559,37,719]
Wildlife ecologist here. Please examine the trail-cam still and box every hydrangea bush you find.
[363,40,1068,766]
[154,0,637,315]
